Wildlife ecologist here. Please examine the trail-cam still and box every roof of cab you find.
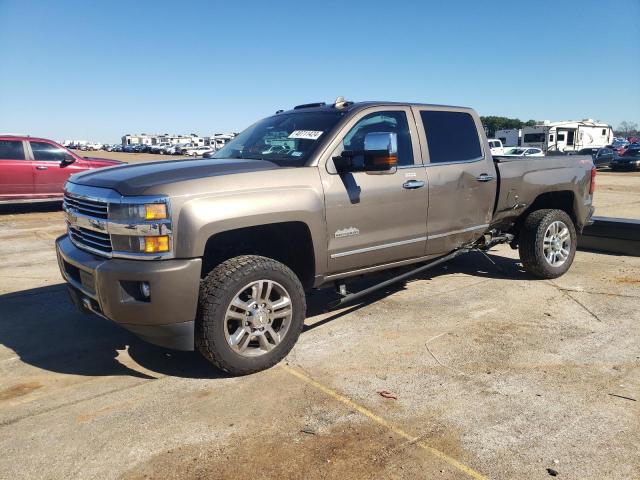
[275,100,472,116]
[0,134,55,143]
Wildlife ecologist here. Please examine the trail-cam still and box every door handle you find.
[476,173,494,182]
[402,180,425,189]
[36,166,49,170]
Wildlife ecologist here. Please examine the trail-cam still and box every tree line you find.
[480,116,537,137]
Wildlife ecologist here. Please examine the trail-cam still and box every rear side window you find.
[419,111,482,163]
[30,141,67,161]
[0,140,25,160]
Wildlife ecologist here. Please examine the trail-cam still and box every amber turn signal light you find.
[143,236,170,253]
[145,203,168,220]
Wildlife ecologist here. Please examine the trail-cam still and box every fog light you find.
[142,235,170,253]
[140,281,151,299]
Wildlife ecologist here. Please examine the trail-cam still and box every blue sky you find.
[1,0,638,143]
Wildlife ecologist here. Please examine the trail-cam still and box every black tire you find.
[196,255,306,375]
[518,209,577,279]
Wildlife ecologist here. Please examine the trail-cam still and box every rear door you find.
[28,141,86,196]
[0,139,32,200]
[320,107,428,273]
[413,107,497,256]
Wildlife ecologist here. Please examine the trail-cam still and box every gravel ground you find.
[0,165,638,479]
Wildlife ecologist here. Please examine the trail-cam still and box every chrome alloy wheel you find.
[543,220,571,267]
[224,280,293,357]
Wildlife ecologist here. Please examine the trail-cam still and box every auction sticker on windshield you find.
[288,130,323,140]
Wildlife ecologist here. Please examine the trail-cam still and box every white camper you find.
[207,133,236,151]
[495,128,521,147]
[521,120,613,153]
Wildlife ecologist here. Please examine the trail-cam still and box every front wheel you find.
[518,209,577,279]
[196,255,306,375]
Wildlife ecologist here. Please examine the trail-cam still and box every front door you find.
[413,107,497,256]
[319,107,428,274]
[28,141,82,197]
[0,139,33,200]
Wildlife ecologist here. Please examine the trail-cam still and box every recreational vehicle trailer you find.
[207,133,236,150]
[521,120,613,153]
[495,128,521,147]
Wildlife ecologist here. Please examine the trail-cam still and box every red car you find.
[0,135,123,203]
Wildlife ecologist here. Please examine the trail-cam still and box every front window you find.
[213,111,346,166]
[30,141,69,161]
[339,111,414,167]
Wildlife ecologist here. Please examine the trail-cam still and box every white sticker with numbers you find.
[288,130,323,140]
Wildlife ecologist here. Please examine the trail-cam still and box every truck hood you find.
[68,158,279,196]
[82,157,126,168]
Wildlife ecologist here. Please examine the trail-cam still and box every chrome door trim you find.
[423,156,485,167]
[427,224,489,240]
[330,236,428,259]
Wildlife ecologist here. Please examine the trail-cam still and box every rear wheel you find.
[196,255,306,375]
[518,209,577,279]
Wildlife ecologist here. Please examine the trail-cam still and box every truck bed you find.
[491,155,594,230]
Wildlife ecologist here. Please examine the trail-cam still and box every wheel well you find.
[514,190,577,235]
[201,222,315,289]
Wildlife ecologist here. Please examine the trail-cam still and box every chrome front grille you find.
[63,183,173,260]
[68,226,113,254]
[64,190,112,256]
[63,193,109,219]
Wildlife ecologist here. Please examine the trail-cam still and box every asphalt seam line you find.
[281,364,489,480]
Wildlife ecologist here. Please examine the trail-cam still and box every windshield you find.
[213,111,346,166]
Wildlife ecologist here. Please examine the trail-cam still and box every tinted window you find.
[524,133,545,143]
[342,111,414,166]
[30,141,68,161]
[419,111,482,163]
[0,140,25,160]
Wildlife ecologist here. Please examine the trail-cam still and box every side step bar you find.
[329,248,470,308]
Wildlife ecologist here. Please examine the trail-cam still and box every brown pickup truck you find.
[56,99,596,374]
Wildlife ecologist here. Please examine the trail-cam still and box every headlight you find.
[107,198,172,257]
[109,202,168,221]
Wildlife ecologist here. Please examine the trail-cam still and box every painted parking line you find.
[281,364,488,480]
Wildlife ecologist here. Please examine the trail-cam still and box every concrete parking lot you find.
[0,160,638,479]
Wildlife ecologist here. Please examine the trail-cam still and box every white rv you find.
[521,120,613,153]
[207,133,236,151]
[495,128,521,147]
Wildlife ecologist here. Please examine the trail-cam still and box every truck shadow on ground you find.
[0,285,224,380]
[304,249,534,331]
[0,250,529,379]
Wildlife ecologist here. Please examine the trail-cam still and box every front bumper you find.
[56,235,202,350]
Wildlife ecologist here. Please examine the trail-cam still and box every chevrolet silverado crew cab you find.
[56,99,596,375]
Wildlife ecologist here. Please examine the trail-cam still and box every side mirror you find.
[331,132,398,174]
[61,153,76,167]
[363,132,398,171]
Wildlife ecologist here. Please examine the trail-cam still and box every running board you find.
[328,249,469,309]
